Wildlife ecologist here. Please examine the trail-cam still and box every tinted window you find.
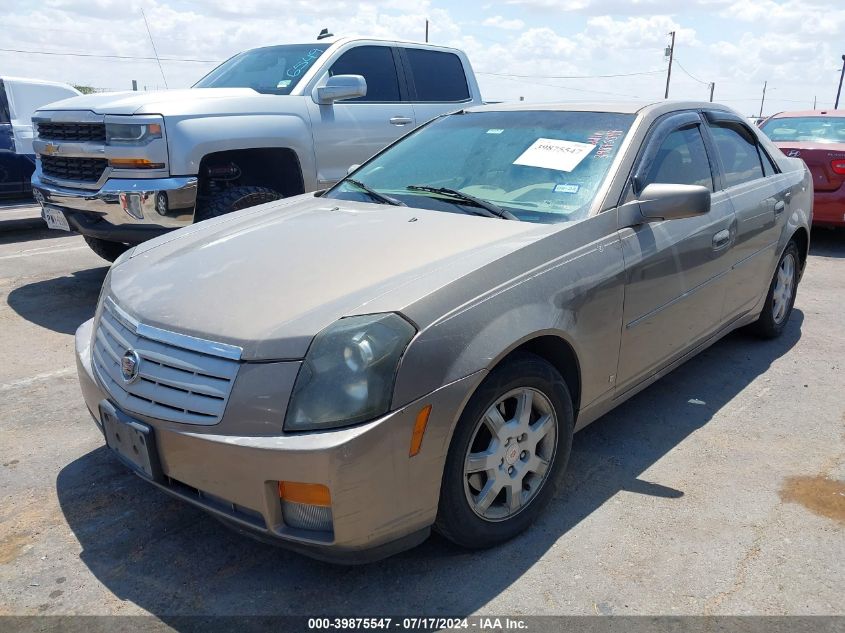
[329,46,401,102]
[759,147,778,176]
[643,125,714,191]
[404,49,470,102]
[0,82,9,124]
[710,125,764,187]
[194,44,329,95]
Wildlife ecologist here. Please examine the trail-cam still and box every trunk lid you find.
[773,141,845,192]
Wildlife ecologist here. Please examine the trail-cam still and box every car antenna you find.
[317,28,334,40]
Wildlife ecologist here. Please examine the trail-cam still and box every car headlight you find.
[285,313,416,432]
[106,120,163,145]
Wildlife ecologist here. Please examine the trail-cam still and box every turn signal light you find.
[278,481,331,507]
[831,159,845,175]
[409,405,432,457]
[109,158,165,169]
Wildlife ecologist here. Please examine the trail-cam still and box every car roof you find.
[466,100,736,117]
[768,109,845,119]
[247,36,464,54]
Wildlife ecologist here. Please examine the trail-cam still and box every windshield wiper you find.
[345,179,406,206]
[406,185,519,221]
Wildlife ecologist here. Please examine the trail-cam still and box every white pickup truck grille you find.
[91,297,241,425]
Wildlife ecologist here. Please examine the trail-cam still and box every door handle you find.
[712,229,731,250]
[389,116,413,126]
[774,200,785,214]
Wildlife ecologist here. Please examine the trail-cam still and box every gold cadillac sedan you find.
[75,101,812,562]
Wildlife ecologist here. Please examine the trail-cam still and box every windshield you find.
[193,44,330,95]
[324,110,635,223]
[760,116,845,144]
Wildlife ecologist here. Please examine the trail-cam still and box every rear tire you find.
[750,240,800,339]
[198,186,281,221]
[83,236,131,263]
[435,352,574,549]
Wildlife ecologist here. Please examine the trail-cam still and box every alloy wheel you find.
[463,387,558,521]
[772,252,796,324]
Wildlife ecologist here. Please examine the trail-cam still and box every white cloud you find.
[482,15,526,30]
[1,0,841,113]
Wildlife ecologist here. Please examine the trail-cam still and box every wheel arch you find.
[789,226,809,279]
[197,147,306,199]
[487,334,583,421]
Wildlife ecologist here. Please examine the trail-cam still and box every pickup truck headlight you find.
[106,120,163,145]
[285,314,416,432]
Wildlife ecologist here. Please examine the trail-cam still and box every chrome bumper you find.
[32,170,198,231]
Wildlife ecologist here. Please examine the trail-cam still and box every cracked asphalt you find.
[0,205,843,620]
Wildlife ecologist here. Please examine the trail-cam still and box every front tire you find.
[750,240,800,339]
[435,352,574,549]
[198,186,281,221]
[83,236,131,263]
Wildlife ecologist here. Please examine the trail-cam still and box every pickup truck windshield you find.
[325,110,635,223]
[194,44,330,95]
[761,116,845,144]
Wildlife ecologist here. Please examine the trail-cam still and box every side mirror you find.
[346,164,360,175]
[636,183,711,222]
[316,75,367,104]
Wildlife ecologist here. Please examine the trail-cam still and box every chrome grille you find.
[92,297,241,425]
[37,121,106,142]
[41,155,107,183]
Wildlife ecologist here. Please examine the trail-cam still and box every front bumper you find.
[32,170,198,244]
[75,318,483,563]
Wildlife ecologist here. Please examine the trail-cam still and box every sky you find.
[2,0,843,117]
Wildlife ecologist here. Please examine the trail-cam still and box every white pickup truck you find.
[30,36,482,260]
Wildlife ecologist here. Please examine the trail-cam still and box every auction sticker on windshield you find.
[514,138,596,172]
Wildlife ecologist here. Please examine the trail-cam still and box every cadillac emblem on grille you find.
[120,350,141,384]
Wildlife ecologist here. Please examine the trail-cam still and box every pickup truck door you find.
[305,45,416,187]
[615,111,737,395]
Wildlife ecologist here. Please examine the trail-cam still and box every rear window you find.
[0,81,9,124]
[760,116,845,144]
[404,49,470,102]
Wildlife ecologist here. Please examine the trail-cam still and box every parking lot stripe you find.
[0,245,87,260]
[0,367,76,391]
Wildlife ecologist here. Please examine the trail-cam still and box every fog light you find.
[119,192,144,219]
[279,481,333,532]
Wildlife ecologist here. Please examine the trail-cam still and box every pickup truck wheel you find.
[199,186,281,220]
[435,352,574,549]
[83,236,131,263]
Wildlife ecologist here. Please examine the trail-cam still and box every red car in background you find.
[760,110,845,227]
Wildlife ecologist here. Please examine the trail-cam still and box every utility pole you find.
[425,19,429,43]
[836,54,845,109]
[709,82,715,102]
[759,80,767,118]
[813,95,817,109]
[664,31,675,99]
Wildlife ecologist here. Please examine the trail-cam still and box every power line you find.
[673,58,709,85]
[483,73,644,99]
[477,69,664,80]
[141,8,168,88]
[0,47,221,63]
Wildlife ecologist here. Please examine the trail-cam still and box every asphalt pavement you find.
[0,208,842,620]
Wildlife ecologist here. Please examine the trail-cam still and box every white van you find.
[1,77,80,197]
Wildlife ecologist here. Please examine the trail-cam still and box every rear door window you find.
[329,46,401,102]
[404,48,470,102]
[710,124,765,187]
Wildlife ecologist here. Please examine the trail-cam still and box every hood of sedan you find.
[109,195,554,360]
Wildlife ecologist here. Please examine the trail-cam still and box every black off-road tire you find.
[750,240,800,339]
[434,352,575,549]
[198,186,281,221]
[83,236,131,263]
